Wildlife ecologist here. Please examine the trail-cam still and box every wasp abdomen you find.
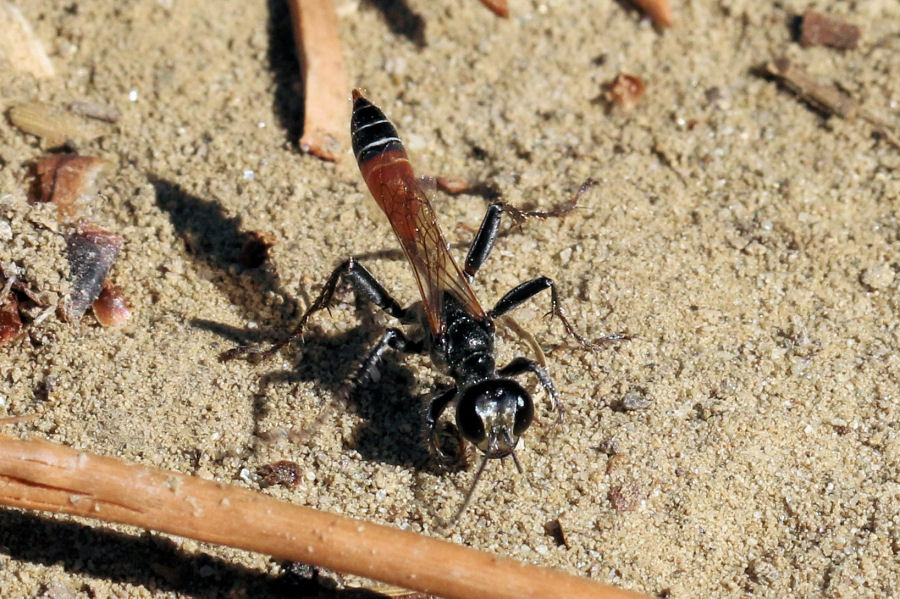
[351,90,406,164]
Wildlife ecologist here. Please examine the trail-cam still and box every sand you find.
[1,0,899,597]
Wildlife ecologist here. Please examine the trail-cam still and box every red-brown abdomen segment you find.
[351,90,421,243]
[349,90,486,334]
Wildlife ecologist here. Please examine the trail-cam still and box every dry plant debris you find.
[257,460,303,488]
[628,0,672,28]
[8,102,105,148]
[91,283,131,327]
[0,435,652,599]
[479,0,508,18]
[31,154,109,220]
[63,225,123,322]
[799,10,861,50]
[67,100,122,123]
[0,2,54,78]
[287,0,348,161]
[604,73,646,109]
[435,176,472,195]
[0,289,23,347]
[763,57,899,148]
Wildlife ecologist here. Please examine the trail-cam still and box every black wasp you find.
[227,91,625,520]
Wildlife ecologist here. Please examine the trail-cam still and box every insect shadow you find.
[235,305,444,472]
[0,509,370,598]
[151,177,299,324]
[152,177,438,470]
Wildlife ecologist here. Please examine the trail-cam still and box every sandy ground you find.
[1,0,899,597]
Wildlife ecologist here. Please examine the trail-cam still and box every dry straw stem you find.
[628,0,672,28]
[0,435,651,599]
[287,0,348,162]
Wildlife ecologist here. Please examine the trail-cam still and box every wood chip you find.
[287,0,348,162]
[799,11,860,50]
[0,2,54,78]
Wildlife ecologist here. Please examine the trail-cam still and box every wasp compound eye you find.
[456,385,487,446]
[513,392,534,436]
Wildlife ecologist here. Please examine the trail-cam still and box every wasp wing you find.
[367,167,485,336]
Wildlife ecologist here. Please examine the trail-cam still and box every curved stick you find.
[0,435,649,599]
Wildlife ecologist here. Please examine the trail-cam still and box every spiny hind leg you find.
[222,258,416,360]
[489,276,629,351]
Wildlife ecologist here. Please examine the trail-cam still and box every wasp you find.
[228,91,624,520]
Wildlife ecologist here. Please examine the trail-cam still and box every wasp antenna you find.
[452,454,490,525]
[510,449,525,475]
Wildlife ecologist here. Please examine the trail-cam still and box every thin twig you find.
[287,0,348,161]
[0,435,651,599]
[763,57,900,149]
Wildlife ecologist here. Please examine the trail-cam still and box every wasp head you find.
[456,379,534,459]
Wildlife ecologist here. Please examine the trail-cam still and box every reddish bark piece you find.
[628,0,672,28]
[435,177,471,195]
[0,295,23,347]
[479,0,508,18]
[32,154,108,220]
[800,11,860,50]
[92,283,131,327]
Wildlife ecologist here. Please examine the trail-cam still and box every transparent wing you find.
[369,170,485,336]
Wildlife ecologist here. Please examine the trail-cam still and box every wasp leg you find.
[223,257,416,360]
[488,276,628,351]
[424,386,463,463]
[357,327,424,384]
[498,356,564,423]
[463,203,503,282]
[464,183,596,282]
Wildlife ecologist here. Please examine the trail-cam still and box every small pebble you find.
[860,263,894,290]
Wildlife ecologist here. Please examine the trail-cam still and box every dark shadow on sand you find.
[151,177,299,326]
[0,509,395,598]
